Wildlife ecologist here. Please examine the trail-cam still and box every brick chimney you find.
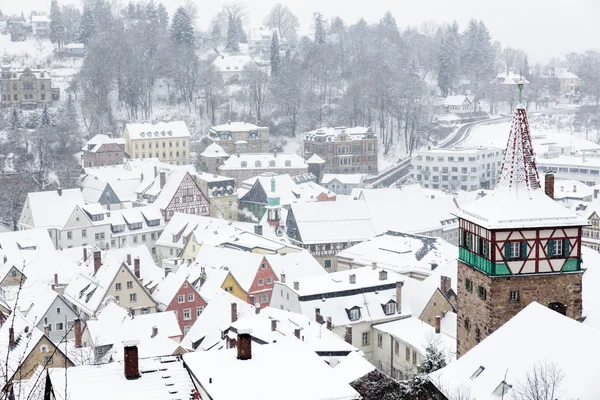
[344,326,352,344]
[93,250,101,275]
[54,274,58,285]
[134,257,140,279]
[271,319,277,332]
[123,341,141,380]
[9,327,14,347]
[83,248,87,262]
[127,254,132,265]
[57,188,62,196]
[371,261,377,270]
[435,316,441,334]
[236,329,252,360]
[151,326,158,338]
[43,324,49,337]
[160,171,166,189]
[326,317,332,330]
[74,318,82,348]
[315,307,321,323]
[199,267,207,287]
[280,272,286,284]
[545,172,555,200]
[440,276,451,295]
[396,281,403,314]
[231,302,238,323]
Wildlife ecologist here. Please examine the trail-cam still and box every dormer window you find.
[255,161,261,168]
[285,160,291,167]
[382,301,396,315]
[347,307,361,321]
[269,160,275,167]
[90,214,104,222]
[241,161,247,168]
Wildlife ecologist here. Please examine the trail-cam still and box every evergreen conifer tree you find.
[9,107,20,131]
[236,16,247,44]
[226,15,239,51]
[49,0,64,50]
[79,5,96,44]
[314,12,326,45]
[270,31,281,76]
[157,3,169,31]
[170,7,194,46]
[41,104,51,126]
[437,22,461,97]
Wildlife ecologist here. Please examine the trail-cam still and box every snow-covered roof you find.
[1,67,52,81]
[541,178,594,200]
[304,126,375,142]
[125,121,190,140]
[23,188,84,229]
[554,67,580,80]
[85,302,181,349]
[65,43,85,49]
[212,54,254,73]
[442,95,471,106]
[266,250,327,282]
[47,355,195,400]
[430,302,600,400]
[336,231,458,276]
[151,268,194,309]
[240,173,333,206]
[333,351,376,384]
[137,169,199,210]
[200,142,229,158]
[495,71,530,85]
[181,289,255,350]
[18,283,63,326]
[306,154,326,164]
[321,174,365,185]
[374,315,456,358]
[63,246,161,316]
[210,121,261,132]
[195,245,265,291]
[219,153,307,171]
[31,15,50,22]
[288,201,377,245]
[82,134,125,153]
[183,340,361,400]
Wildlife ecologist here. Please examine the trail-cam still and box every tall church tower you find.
[456,83,586,357]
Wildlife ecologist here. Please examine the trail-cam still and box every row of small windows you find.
[460,231,570,260]
[541,166,600,176]
[418,152,501,162]
[136,141,185,149]
[240,160,292,168]
[135,151,186,159]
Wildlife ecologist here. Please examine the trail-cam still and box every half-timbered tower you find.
[455,83,587,357]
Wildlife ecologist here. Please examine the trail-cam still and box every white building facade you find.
[412,147,504,191]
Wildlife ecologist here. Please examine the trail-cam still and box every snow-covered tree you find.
[157,3,169,30]
[226,14,240,51]
[437,21,461,96]
[350,369,409,400]
[9,107,20,131]
[78,5,95,44]
[418,343,447,374]
[41,104,51,126]
[263,3,299,43]
[49,0,64,50]
[314,12,326,45]
[270,31,281,76]
[236,16,247,43]
[170,7,194,46]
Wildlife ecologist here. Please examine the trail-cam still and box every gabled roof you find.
[321,174,364,185]
[212,55,254,73]
[240,173,333,206]
[152,268,195,309]
[306,154,326,164]
[82,134,125,153]
[265,250,327,282]
[23,188,84,229]
[183,340,361,400]
[333,351,376,384]
[219,153,307,171]
[442,95,471,107]
[210,121,262,132]
[430,303,600,399]
[48,355,195,400]
[195,245,265,291]
[181,289,255,350]
[201,142,229,157]
[125,121,190,140]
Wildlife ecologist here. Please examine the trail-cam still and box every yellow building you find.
[579,206,599,250]
[123,121,191,165]
[194,172,238,221]
[220,272,247,302]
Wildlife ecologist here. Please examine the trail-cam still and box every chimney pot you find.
[326,317,332,330]
[294,328,301,339]
[435,316,441,334]
[280,272,286,283]
[54,273,58,285]
[271,319,277,332]
[160,171,166,189]
[231,302,238,323]
[43,324,49,337]
[255,303,260,314]
[315,308,321,323]
[293,281,299,290]
[236,330,252,360]
[74,318,82,348]
[127,254,132,265]
[83,248,87,262]
[372,261,377,270]
[123,341,141,380]
[93,250,102,275]
[396,281,403,314]
[544,172,555,200]
[134,257,141,279]
[440,276,451,295]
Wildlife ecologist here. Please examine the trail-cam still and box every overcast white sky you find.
[7,0,600,63]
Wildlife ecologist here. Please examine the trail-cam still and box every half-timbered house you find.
[455,83,587,357]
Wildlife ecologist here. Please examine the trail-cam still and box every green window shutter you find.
[548,240,554,257]
[564,239,571,256]
[504,243,511,260]
[521,241,527,259]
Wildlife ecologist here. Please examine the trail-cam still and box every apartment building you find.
[208,121,270,154]
[303,127,378,174]
[0,64,55,109]
[81,134,126,168]
[123,121,191,165]
[218,152,308,187]
[411,147,504,191]
[194,172,237,221]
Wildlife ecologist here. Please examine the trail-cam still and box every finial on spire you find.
[518,80,525,104]
[271,176,276,193]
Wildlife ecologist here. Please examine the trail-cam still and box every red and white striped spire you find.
[497,82,541,190]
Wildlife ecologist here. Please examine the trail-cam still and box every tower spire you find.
[497,82,540,191]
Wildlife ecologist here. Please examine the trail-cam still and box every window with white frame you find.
[183,308,191,320]
[362,332,369,346]
[377,334,383,348]
[510,242,520,258]
[261,293,269,304]
[384,302,395,315]
[129,293,137,302]
[258,278,264,286]
[349,308,361,321]
[178,295,184,303]
[197,306,204,317]
[187,293,194,302]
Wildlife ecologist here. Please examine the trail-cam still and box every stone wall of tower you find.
[457,260,583,357]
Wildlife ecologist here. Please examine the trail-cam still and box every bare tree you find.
[263,3,299,43]
[512,361,565,400]
[243,64,269,122]
[271,56,305,137]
